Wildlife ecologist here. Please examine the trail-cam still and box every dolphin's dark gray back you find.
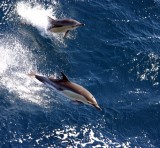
[35,75,62,91]
[48,16,79,27]
[35,75,48,83]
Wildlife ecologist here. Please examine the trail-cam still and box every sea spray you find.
[16,1,74,43]
[16,2,56,35]
[0,34,58,108]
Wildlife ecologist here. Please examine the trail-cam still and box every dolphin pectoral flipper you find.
[64,30,69,38]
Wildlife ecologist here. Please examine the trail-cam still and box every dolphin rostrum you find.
[28,72,101,110]
[47,16,85,38]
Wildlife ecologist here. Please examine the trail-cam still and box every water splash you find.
[16,1,74,43]
[0,34,56,108]
[16,2,55,34]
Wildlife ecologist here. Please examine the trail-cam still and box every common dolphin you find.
[28,72,101,110]
[47,16,85,38]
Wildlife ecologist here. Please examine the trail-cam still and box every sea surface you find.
[0,0,160,147]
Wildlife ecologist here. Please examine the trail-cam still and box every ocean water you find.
[0,0,160,147]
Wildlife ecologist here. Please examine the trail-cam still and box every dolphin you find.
[28,72,101,111]
[47,16,85,38]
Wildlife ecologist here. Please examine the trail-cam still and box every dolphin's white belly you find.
[62,90,88,104]
[50,26,76,33]
[50,26,69,33]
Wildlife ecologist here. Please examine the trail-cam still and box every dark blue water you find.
[0,0,160,147]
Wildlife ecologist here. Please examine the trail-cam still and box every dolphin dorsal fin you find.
[48,16,56,24]
[61,72,69,82]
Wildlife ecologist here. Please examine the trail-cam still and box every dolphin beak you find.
[97,106,102,111]
[76,23,85,27]
[80,23,85,26]
[94,104,102,111]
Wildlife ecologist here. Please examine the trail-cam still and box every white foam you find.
[16,2,55,33]
[0,34,55,108]
[16,1,74,43]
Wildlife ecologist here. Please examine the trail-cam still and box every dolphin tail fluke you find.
[27,71,36,78]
